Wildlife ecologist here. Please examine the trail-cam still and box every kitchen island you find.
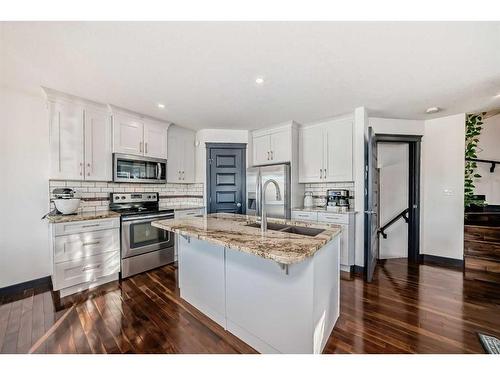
[152,213,342,354]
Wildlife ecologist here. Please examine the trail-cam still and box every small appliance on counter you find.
[52,188,81,215]
[303,191,314,208]
[326,189,351,213]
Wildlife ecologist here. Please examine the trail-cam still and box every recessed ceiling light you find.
[157,103,165,109]
[255,77,265,85]
[426,107,440,114]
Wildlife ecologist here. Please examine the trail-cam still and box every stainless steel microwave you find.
[113,153,167,183]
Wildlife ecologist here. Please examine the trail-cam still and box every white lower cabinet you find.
[291,210,318,222]
[50,218,120,297]
[292,210,355,271]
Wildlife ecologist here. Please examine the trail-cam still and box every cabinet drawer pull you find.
[82,264,101,272]
[83,240,100,246]
[82,224,100,228]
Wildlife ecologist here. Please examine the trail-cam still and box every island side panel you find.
[225,248,315,354]
[312,235,340,353]
[178,235,226,328]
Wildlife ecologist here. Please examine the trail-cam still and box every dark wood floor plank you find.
[2,258,498,354]
[0,302,13,351]
[1,299,23,353]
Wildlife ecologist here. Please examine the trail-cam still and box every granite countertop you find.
[293,207,357,214]
[46,210,121,223]
[152,213,342,265]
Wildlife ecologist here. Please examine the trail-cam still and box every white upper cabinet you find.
[84,107,113,181]
[299,117,353,183]
[167,125,195,183]
[298,125,323,182]
[324,118,353,182]
[252,134,271,165]
[49,101,84,180]
[144,120,168,159]
[112,109,170,159]
[251,124,294,166]
[48,97,112,181]
[112,114,144,155]
[269,129,290,164]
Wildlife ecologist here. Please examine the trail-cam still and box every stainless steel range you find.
[110,192,174,278]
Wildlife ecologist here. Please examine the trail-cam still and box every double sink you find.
[245,222,325,237]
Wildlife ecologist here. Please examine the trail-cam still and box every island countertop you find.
[152,213,342,265]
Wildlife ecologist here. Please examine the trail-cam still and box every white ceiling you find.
[2,22,500,130]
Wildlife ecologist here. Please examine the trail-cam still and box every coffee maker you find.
[327,189,350,212]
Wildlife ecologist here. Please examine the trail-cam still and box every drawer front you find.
[175,208,204,219]
[317,212,348,224]
[291,210,318,222]
[54,228,120,263]
[54,218,120,236]
[53,251,120,291]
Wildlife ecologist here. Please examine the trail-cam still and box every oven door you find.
[113,153,167,183]
[121,213,174,258]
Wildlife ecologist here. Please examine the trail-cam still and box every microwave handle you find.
[157,163,162,180]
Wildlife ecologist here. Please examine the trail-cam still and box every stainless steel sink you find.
[245,222,290,231]
[279,226,325,237]
[245,222,325,237]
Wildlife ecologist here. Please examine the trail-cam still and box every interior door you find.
[208,146,245,214]
[364,127,380,282]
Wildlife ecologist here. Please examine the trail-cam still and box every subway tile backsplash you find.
[304,182,355,207]
[49,180,204,213]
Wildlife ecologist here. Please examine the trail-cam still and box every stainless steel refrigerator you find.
[246,163,291,219]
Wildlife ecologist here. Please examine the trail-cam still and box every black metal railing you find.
[378,208,409,239]
[465,158,500,173]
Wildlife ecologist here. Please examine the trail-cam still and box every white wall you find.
[370,117,425,135]
[378,143,409,259]
[0,85,51,288]
[474,113,500,205]
[421,113,466,260]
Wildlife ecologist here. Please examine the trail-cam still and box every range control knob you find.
[121,195,126,200]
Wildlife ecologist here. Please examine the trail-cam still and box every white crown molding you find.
[41,86,108,112]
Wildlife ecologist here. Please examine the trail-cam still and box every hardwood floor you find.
[0,259,498,354]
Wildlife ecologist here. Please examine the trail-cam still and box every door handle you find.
[139,142,143,153]
[364,210,377,215]
[182,171,185,180]
[145,142,148,154]
[267,151,270,160]
[320,168,323,179]
[270,150,273,160]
